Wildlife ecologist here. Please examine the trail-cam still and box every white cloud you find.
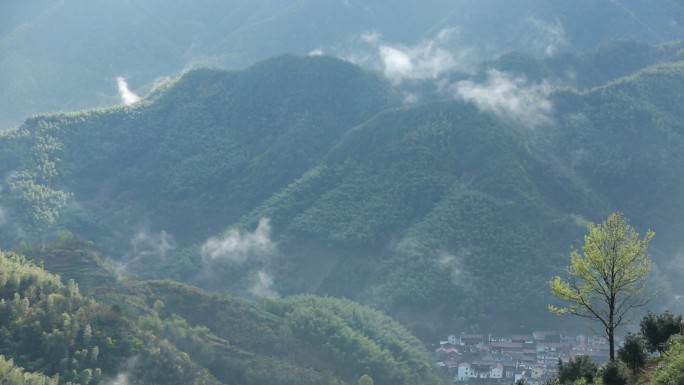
[349,28,475,84]
[117,77,140,105]
[130,229,176,261]
[0,207,6,227]
[438,250,475,290]
[308,48,324,56]
[526,16,568,57]
[249,270,278,299]
[106,373,129,385]
[201,218,276,263]
[453,69,553,127]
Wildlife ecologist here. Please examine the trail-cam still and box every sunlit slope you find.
[241,100,600,332]
[0,251,223,385]
[127,281,447,385]
[0,248,447,385]
[0,55,397,247]
[4,53,684,336]
[239,60,684,333]
[550,61,684,250]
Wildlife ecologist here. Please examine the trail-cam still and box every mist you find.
[453,69,553,127]
[349,28,476,84]
[117,77,140,105]
[105,373,130,385]
[438,250,473,290]
[249,270,278,299]
[201,218,276,263]
[525,16,568,57]
[4,2,684,382]
[130,229,176,261]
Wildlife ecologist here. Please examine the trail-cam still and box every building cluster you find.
[435,331,615,384]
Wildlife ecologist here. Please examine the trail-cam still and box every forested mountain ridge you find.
[4,0,684,130]
[0,55,398,247]
[3,46,684,340]
[0,243,445,385]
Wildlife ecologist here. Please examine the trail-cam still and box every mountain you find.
[4,0,684,130]
[0,55,397,248]
[3,47,684,339]
[0,242,445,385]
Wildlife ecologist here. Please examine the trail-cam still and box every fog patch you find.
[118,229,176,277]
[453,69,553,127]
[105,372,130,385]
[526,16,568,57]
[438,250,473,289]
[249,270,279,299]
[308,48,324,56]
[111,228,177,279]
[117,77,140,105]
[201,218,276,263]
[130,229,176,261]
[102,356,139,385]
[200,218,280,296]
[349,28,476,84]
[109,259,130,281]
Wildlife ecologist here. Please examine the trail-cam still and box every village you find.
[435,331,618,384]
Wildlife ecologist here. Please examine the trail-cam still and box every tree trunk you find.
[608,327,615,361]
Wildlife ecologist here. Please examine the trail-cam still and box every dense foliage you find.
[0,248,446,385]
[0,250,223,385]
[540,311,684,385]
[8,2,684,384]
[640,311,684,353]
[618,333,647,375]
[4,48,684,336]
[557,355,599,385]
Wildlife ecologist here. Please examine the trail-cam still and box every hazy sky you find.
[2,0,683,130]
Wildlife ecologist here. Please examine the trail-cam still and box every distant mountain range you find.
[4,0,684,129]
[2,39,684,339]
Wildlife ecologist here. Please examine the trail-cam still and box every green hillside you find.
[3,48,684,338]
[0,55,397,248]
[0,247,446,385]
[237,99,599,334]
[0,250,223,385]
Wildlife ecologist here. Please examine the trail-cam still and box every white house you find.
[456,363,472,381]
[490,363,503,379]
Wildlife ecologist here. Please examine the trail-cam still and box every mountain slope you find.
[4,0,684,129]
[126,281,445,385]
[0,55,397,249]
[3,51,684,337]
[0,245,447,385]
[237,99,600,334]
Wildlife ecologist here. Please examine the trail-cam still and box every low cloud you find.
[116,229,175,278]
[438,250,473,289]
[526,16,568,57]
[308,48,324,56]
[117,77,140,105]
[102,357,138,385]
[350,28,475,84]
[105,373,129,385]
[249,270,279,299]
[201,218,276,263]
[129,229,176,262]
[453,69,553,127]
